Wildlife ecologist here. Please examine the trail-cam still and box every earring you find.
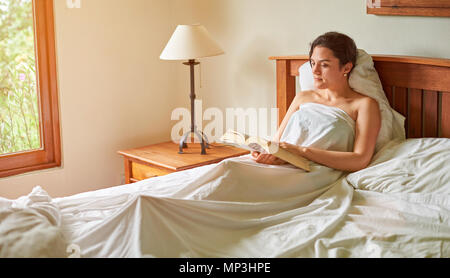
[344,73,348,77]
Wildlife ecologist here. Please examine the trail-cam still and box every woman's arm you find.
[279,98,381,172]
[251,92,308,164]
[272,93,305,142]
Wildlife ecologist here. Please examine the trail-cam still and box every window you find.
[367,0,450,17]
[0,0,61,178]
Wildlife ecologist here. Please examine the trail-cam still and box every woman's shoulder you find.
[295,90,320,103]
[354,95,378,108]
[352,94,381,122]
[349,90,378,107]
[347,92,379,119]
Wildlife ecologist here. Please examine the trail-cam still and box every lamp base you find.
[179,129,210,155]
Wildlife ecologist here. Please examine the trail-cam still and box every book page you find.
[247,142,267,154]
[220,130,247,145]
[220,130,310,171]
[248,138,310,171]
[246,137,271,153]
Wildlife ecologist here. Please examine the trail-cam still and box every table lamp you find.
[160,24,224,154]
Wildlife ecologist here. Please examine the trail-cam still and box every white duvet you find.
[1,105,449,258]
[309,138,450,257]
[54,103,355,257]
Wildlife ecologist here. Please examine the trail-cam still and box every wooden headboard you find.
[269,55,450,138]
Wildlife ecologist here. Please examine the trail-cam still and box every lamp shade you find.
[160,24,224,60]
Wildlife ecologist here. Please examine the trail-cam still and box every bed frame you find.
[269,55,450,138]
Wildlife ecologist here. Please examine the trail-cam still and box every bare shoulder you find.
[358,96,379,110]
[295,90,320,104]
[354,96,381,119]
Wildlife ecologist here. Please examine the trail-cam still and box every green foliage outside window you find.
[0,0,41,155]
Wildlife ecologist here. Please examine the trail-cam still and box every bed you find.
[1,54,449,258]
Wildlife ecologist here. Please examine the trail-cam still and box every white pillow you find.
[298,49,405,153]
[298,62,315,91]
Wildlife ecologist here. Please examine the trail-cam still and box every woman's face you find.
[310,46,351,90]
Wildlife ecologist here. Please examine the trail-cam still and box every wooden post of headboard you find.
[276,60,296,126]
[273,56,310,126]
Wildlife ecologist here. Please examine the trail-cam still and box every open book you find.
[219,130,311,171]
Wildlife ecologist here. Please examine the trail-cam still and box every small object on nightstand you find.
[117,141,249,184]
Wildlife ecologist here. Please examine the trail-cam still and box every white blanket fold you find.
[0,186,67,258]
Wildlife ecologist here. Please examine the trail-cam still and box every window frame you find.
[0,0,61,178]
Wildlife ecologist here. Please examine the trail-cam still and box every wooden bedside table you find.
[117,141,249,183]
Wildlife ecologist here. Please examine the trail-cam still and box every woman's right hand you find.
[251,151,260,160]
[251,151,287,165]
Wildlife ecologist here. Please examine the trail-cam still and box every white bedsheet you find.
[2,109,449,257]
[53,137,450,258]
[54,156,351,257]
[347,138,450,194]
[336,138,450,257]
[53,103,357,257]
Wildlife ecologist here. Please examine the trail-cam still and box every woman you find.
[252,32,381,172]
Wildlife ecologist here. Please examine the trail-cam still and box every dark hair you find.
[309,32,357,75]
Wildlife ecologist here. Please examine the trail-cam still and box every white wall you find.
[184,0,450,119]
[0,0,177,198]
[1,0,449,199]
